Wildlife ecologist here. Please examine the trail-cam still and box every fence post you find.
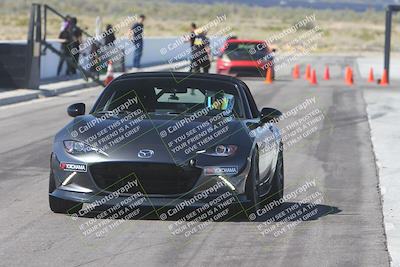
[384,6,392,82]
[26,4,42,89]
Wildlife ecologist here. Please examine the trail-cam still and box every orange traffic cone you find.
[346,68,354,86]
[305,64,311,80]
[324,65,330,80]
[380,69,388,86]
[265,67,273,84]
[345,66,350,83]
[310,69,317,85]
[368,67,374,83]
[104,60,114,86]
[292,64,300,79]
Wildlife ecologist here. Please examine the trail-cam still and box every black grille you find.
[230,67,263,76]
[90,163,201,195]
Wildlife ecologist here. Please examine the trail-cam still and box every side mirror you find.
[260,107,282,124]
[67,103,85,117]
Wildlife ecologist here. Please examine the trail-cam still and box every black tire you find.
[267,147,284,202]
[48,172,82,214]
[245,149,261,213]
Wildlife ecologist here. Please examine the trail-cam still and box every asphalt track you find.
[0,57,390,266]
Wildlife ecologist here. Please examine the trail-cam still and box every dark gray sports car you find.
[49,72,283,217]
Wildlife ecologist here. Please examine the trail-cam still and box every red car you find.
[216,39,275,78]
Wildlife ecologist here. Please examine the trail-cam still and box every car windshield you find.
[224,42,267,61]
[92,77,243,118]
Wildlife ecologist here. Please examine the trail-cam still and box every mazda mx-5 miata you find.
[49,72,284,216]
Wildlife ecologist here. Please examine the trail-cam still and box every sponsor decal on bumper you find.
[204,166,238,175]
[60,162,87,172]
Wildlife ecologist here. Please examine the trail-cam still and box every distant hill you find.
[172,0,398,11]
[1,0,400,53]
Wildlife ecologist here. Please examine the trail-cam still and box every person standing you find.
[186,23,197,72]
[104,24,116,46]
[131,15,145,70]
[70,17,82,75]
[192,29,211,73]
[57,19,73,76]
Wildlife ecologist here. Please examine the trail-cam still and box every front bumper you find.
[50,187,249,208]
[217,60,274,77]
[49,149,252,209]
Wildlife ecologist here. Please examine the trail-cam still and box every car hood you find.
[57,114,252,165]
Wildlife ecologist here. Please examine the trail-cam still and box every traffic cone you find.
[305,64,311,81]
[345,66,350,83]
[104,60,114,86]
[265,67,273,84]
[346,68,354,86]
[310,69,317,85]
[368,67,374,83]
[324,65,330,80]
[380,69,388,86]
[292,64,300,79]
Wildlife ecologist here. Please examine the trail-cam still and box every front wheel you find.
[245,150,261,213]
[267,148,284,202]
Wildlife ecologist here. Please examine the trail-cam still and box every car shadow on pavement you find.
[76,201,341,223]
[236,202,341,222]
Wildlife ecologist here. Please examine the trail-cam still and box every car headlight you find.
[63,140,105,155]
[202,145,237,157]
